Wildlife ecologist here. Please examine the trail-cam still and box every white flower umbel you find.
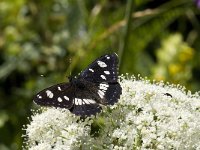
[24,75,200,149]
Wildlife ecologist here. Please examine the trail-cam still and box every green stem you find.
[118,0,134,70]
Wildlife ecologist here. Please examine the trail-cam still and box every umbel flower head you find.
[24,75,200,150]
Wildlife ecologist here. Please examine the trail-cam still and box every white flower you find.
[24,75,200,149]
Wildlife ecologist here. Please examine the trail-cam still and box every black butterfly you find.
[33,53,122,117]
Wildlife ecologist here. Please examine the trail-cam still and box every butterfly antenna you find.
[66,57,72,81]
[69,58,72,76]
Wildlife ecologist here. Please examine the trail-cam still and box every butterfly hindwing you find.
[80,53,119,83]
[70,80,122,116]
[70,81,102,116]
[70,98,102,117]
[33,83,74,109]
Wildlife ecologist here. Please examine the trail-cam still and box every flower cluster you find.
[24,75,200,149]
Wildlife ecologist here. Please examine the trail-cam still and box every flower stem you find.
[118,0,134,68]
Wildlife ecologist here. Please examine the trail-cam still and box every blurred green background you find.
[0,0,200,149]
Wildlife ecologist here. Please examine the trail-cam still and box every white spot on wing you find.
[58,97,62,102]
[99,83,109,91]
[104,71,110,74]
[77,98,82,105]
[106,56,110,59]
[100,75,106,80]
[87,99,96,104]
[83,99,96,104]
[98,90,105,99]
[75,98,82,105]
[58,86,61,91]
[75,98,78,105]
[97,61,107,68]
[64,96,69,101]
[89,68,94,72]
[37,95,42,99]
[83,99,90,104]
[46,90,54,98]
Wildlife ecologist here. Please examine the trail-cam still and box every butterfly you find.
[33,53,122,117]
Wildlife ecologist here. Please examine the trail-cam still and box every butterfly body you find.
[34,53,122,117]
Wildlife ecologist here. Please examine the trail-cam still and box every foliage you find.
[0,0,200,149]
[152,33,194,85]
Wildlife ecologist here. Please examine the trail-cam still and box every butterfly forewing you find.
[34,83,74,109]
[80,53,119,83]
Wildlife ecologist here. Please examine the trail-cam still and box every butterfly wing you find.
[95,82,122,105]
[70,79,121,116]
[79,53,122,107]
[79,53,119,83]
[33,83,74,109]
[70,97,102,117]
[69,81,102,116]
